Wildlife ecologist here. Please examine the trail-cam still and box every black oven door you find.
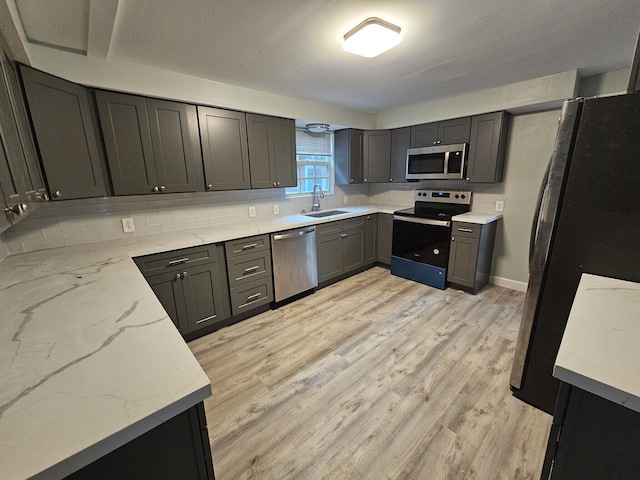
[392,216,452,268]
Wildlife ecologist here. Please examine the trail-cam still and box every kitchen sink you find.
[304,210,347,218]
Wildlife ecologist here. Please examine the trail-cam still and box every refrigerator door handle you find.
[529,159,552,272]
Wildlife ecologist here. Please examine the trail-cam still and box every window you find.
[285,129,334,196]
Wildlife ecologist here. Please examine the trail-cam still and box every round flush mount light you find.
[343,17,402,58]
[306,123,331,134]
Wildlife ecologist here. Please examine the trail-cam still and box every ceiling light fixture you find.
[342,17,402,58]
[306,123,331,134]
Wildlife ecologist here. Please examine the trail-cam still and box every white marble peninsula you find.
[0,205,402,479]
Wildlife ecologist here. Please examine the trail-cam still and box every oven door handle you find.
[393,216,451,227]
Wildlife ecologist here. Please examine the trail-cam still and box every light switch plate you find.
[249,206,256,217]
[495,201,504,212]
[273,204,280,215]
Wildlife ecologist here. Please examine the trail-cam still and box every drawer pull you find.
[458,228,473,233]
[247,292,262,302]
[168,257,190,266]
[241,243,259,250]
[243,265,260,274]
[196,314,216,324]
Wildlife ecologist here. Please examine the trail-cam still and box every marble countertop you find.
[554,274,640,414]
[0,204,405,479]
[451,212,502,224]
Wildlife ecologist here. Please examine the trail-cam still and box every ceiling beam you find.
[87,0,119,59]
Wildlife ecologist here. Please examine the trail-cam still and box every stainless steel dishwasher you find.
[271,226,318,302]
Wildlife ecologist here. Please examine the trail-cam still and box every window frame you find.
[285,129,334,197]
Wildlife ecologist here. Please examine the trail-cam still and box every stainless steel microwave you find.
[406,143,467,180]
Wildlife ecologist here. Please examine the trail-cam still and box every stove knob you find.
[455,194,460,199]
[461,194,466,199]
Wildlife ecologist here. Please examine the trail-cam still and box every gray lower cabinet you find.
[64,402,215,480]
[389,127,410,183]
[317,216,367,284]
[376,213,393,265]
[363,130,391,183]
[447,221,497,292]
[20,65,108,200]
[95,90,201,195]
[467,111,510,183]
[246,114,296,188]
[198,106,250,191]
[365,214,377,264]
[135,244,231,337]
[224,234,273,315]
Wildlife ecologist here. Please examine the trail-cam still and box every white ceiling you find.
[12,0,640,112]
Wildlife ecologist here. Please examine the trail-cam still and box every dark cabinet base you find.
[64,402,215,480]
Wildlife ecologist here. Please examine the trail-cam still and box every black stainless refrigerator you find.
[509,92,640,415]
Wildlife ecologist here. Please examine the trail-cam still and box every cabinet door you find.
[20,66,107,200]
[96,90,157,195]
[147,98,200,193]
[147,270,188,334]
[438,117,471,144]
[1,51,45,199]
[246,113,274,188]
[377,213,393,264]
[365,214,377,264]
[271,116,297,188]
[363,130,391,183]
[410,122,438,147]
[390,127,410,182]
[335,129,364,185]
[467,111,509,183]
[198,106,250,191]
[182,261,230,333]
[317,233,342,283]
[447,235,479,287]
[343,227,365,273]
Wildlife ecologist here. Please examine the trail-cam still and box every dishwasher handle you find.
[272,227,315,241]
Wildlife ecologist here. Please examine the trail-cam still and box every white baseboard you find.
[490,275,528,292]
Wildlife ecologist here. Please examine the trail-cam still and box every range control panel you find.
[414,189,471,205]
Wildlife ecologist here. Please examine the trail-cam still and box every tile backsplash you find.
[2,181,503,255]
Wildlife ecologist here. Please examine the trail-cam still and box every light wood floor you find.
[189,267,552,480]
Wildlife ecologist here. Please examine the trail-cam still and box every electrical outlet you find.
[343,195,349,205]
[273,204,280,215]
[121,217,135,233]
[248,206,256,217]
[495,201,504,212]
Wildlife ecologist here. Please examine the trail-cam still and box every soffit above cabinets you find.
[8,0,640,112]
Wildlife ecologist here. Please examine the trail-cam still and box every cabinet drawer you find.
[452,222,481,238]
[135,245,218,276]
[316,220,342,237]
[225,234,270,258]
[229,278,273,315]
[343,216,365,230]
[227,250,272,288]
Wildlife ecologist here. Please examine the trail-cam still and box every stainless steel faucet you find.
[311,184,324,211]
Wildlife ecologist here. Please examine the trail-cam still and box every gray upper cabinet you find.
[410,117,471,147]
[466,111,510,183]
[363,130,391,183]
[246,113,296,189]
[96,90,201,195]
[335,128,363,185]
[390,127,410,183]
[20,65,107,200]
[197,106,250,191]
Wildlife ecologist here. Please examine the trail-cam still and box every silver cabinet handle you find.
[175,273,182,280]
[152,186,159,192]
[247,292,262,301]
[273,182,277,187]
[458,228,473,233]
[243,265,260,274]
[341,233,347,238]
[451,236,455,241]
[53,190,61,198]
[4,203,28,216]
[182,271,188,277]
[241,243,258,250]
[196,314,216,324]
[168,257,189,266]
[207,184,213,190]
[160,185,166,191]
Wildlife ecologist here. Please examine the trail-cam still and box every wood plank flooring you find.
[189,267,552,480]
